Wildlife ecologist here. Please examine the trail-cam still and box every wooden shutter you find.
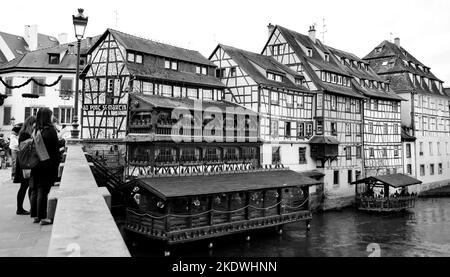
[5,78,12,95]
[39,78,46,95]
[24,107,31,120]
[3,106,11,125]
[53,108,60,123]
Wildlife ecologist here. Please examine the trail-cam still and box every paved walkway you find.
[0,168,51,256]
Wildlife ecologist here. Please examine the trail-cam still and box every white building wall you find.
[0,71,79,136]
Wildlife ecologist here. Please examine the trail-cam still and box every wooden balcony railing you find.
[356,196,417,211]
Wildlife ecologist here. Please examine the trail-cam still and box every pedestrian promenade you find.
[0,168,51,256]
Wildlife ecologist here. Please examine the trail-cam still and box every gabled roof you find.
[0,36,100,73]
[91,29,214,66]
[363,40,440,81]
[276,26,350,76]
[271,25,365,99]
[83,29,224,88]
[0,30,59,59]
[216,44,310,92]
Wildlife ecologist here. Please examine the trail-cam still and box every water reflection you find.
[127,198,450,257]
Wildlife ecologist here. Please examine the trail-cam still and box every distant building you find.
[364,38,450,193]
[0,25,60,64]
[0,36,98,137]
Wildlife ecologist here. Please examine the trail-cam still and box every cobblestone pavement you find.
[0,168,51,256]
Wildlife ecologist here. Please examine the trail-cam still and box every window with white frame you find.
[165,59,178,70]
[58,107,74,124]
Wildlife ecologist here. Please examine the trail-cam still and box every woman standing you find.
[30,108,60,225]
[13,117,36,215]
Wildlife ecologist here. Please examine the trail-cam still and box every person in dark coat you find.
[13,116,36,215]
[30,108,60,225]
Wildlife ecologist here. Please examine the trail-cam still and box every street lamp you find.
[71,8,88,139]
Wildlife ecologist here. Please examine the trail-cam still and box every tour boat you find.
[118,168,320,247]
[351,173,421,213]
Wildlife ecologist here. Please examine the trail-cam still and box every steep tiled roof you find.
[364,40,445,97]
[82,29,224,88]
[0,36,100,72]
[273,25,364,99]
[107,29,214,66]
[276,26,349,76]
[218,44,309,92]
[127,59,225,88]
[363,40,440,81]
[0,31,59,59]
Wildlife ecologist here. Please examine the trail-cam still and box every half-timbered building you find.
[364,38,450,193]
[118,39,322,247]
[327,47,404,177]
[208,44,324,209]
[262,24,365,209]
[80,29,226,169]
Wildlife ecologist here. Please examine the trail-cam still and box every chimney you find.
[267,23,275,38]
[394,37,400,47]
[58,33,68,45]
[24,25,38,51]
[308,25,316,43]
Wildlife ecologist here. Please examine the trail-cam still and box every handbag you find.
[18,138,40,169]
[34,130,50,162]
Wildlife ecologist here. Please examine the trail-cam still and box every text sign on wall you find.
[82,104,127,112]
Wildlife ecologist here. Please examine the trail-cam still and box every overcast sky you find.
[2,0,449,84]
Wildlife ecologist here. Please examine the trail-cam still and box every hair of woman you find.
[35,108,53,132]
[19,115,37,137]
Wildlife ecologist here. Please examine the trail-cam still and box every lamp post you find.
[71,8,88,139]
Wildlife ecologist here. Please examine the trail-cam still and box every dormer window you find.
[306,48,312,57]
[267,72,283,82]
[382,61,388,66]
[196,65,208,75]
[365,64,369,71]
[375,47,383,53]
[324,54,330,62]
[295,78,303,85]
[48,54,60,64]
[127,51,143,64]
[165,59,178,70]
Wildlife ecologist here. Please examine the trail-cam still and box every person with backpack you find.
[30,108,60,225]
[13,116,36,215]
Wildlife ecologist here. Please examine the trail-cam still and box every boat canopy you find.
[121,169,322,200]
[351,173,422,188]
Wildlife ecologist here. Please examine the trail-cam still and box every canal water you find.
[126,198,450,257]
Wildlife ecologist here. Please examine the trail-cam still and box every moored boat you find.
[119,168,320,247]
[351,173,422,213]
